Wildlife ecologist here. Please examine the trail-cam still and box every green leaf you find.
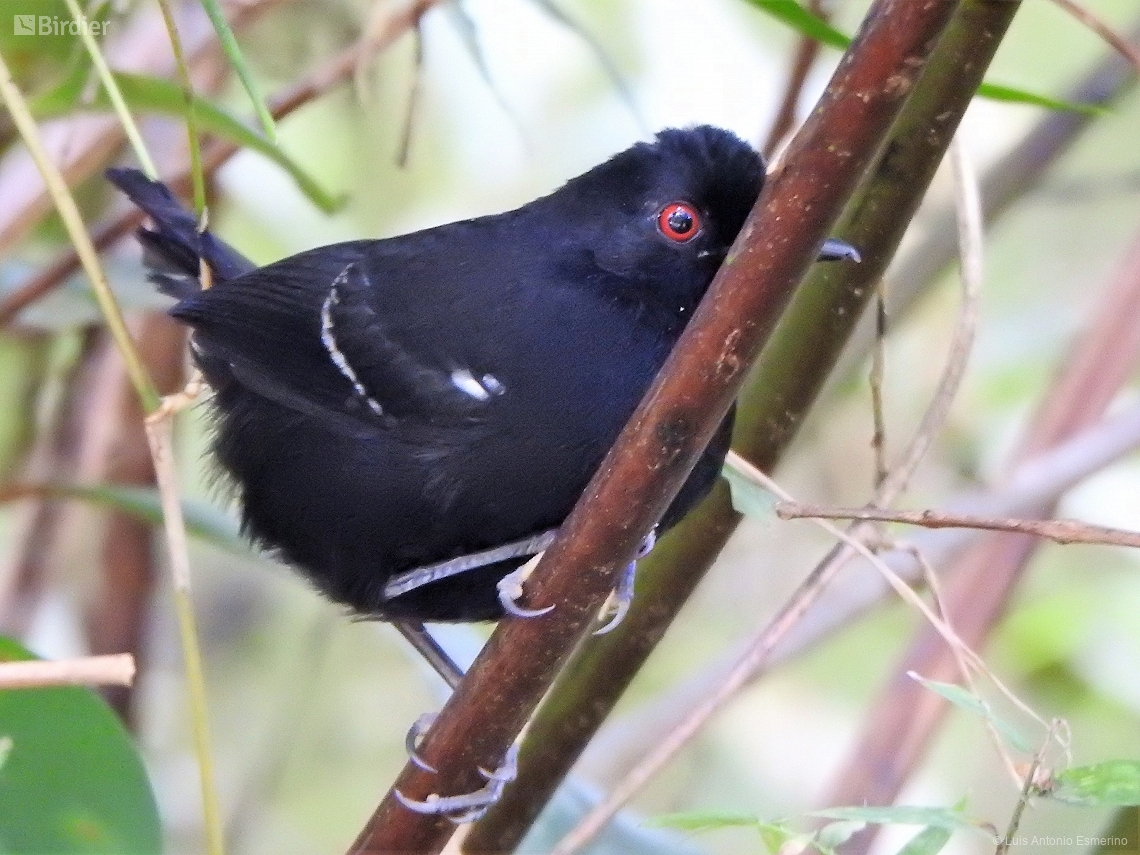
[651,812,802,854]
[742,0,850,49]
[31,71,343,213]
[197,0,277,141]
[895,826,953,855]
[0,636,161,854]
[756,822,797,854]
[809,805,986,834]
[651,810,762,832]
[908,672,1034,753]
[721,460,777,519]
[1051,761,1140,807]
[975,82,1106,115]
[816,819,866,851]
[739,1,1099,115]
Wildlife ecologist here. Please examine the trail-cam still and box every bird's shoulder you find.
[171,215,614,436]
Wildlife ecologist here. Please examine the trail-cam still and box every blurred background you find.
[2,0,1140,852]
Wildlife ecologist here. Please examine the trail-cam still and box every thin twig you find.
[775,503,1140,548]
[64,0,159,178]
[870,281,888,488]
[826,168,1140,855]
[155,0,206,214]
[1050,0,1140,76]
[0,653,135,689]
[908,546,1023,788]
[0,54,158,411]
[875,137,981,503]
[996,720,1061,855]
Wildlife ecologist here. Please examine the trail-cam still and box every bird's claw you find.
[593,529,656,635]
[405,712,439,772]
[394,742,520,824]
[497,557,555,618]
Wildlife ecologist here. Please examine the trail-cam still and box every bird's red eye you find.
[657,202,701,242]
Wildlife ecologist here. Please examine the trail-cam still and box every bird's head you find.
[547,125,766,318]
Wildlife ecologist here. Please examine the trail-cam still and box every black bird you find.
[109,126,854,630]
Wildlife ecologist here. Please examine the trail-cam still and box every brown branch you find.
[346,2,965,853]
[826,210,1140,854]
[466,0,1027,848]
[775,502,1140,548]
[550,133,986,847]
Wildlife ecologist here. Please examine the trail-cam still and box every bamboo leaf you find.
[31,72,343,213]
[1051,761,1140,807]
[975,81,1106,115]
[895,825,953,855]
[721,458,778,519]
[197,0,277,141]
[810,805,988,835]
[908,672,1035,753]
[742,1,1101,114]
[743,0,849,49]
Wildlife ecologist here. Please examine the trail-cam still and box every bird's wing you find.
[172,242,501,435]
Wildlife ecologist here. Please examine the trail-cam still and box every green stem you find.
[155,0,206,216]
[0,50,159,412]
[64,0,159,178]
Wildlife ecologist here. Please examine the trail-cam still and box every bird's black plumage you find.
[108,126,768,622]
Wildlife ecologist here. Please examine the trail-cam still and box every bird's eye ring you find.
[657,202,701,243]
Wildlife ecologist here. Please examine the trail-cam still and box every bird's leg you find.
[148,369,207,422]
[393,620,464,691]
[391,621,522,822]
[593,528,657,635]
[384,529,559,601]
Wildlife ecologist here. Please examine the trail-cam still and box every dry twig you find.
[0,653,134,689]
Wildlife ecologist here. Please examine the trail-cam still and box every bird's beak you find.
[818,238,861,263]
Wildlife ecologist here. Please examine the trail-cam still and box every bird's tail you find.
[106,167,254,297]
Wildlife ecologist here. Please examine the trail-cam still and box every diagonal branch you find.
[348,1,967,852]
[467,0,1030,848]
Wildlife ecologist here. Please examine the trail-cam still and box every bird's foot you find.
[405,712,439,772]
[395,742,520,824]
[593,529,657,635]
[147,369,206,425]
[497,555,555,618]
